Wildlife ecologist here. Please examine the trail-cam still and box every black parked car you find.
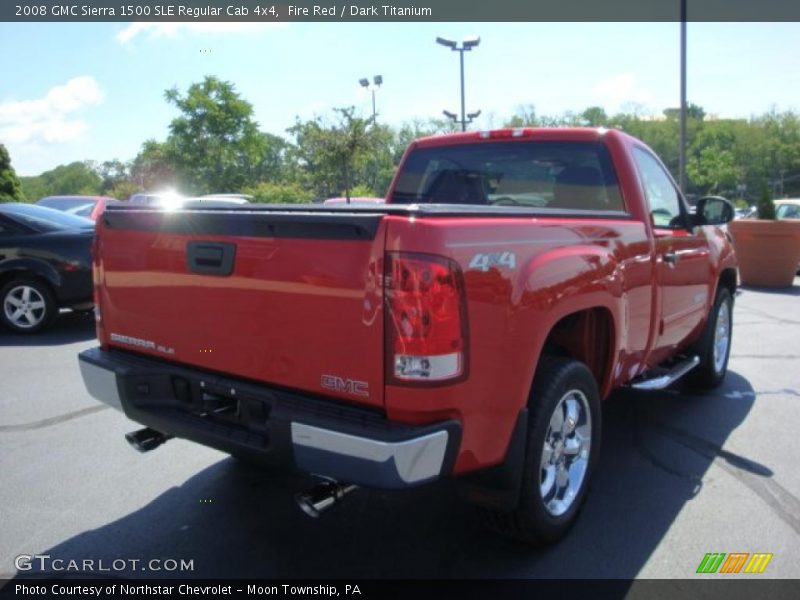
[0,203,94,333]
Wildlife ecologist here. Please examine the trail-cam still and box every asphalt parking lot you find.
[1,281,799,580]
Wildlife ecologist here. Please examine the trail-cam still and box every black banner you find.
[2,579,800,600]
[3,0,800,22]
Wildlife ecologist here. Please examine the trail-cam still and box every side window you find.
[777,203,800,220]
[632,146,684,228]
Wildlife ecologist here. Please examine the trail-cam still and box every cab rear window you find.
[391,141,624,212]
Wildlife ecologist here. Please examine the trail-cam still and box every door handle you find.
[663,251,678,265]
[186,241,236,276]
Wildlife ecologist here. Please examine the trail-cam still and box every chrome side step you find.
[629,356,700,391]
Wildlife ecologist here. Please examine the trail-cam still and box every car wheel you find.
[687,287,733,390]
[0,278,57,334]
[481,357,601,545]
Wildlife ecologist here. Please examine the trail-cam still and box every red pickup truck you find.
[79,128,737,544]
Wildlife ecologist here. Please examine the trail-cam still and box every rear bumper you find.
[78,347,460,489]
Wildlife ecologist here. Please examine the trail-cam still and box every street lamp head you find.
[467,110,482,120]
[462,36,481,50]
[436,36,457,49]
[359,78,370,88]
[373,75,383,86]
[442,110,458,121]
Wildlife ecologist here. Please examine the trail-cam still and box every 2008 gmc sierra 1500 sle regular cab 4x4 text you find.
[79,127,737,544]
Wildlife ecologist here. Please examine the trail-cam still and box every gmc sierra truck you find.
[79,128,737,544]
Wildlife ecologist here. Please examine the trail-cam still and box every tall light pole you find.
[436,36,480,132]
[359,75,382,124]
[679,0,687,193]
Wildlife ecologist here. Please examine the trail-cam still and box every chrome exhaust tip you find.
[295,481,357,518]
[125,428,172,453]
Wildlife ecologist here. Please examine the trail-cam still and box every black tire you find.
[686,287,733,390]
[0,277,57,334]
[481,357,601,545]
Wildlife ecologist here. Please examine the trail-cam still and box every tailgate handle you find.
[187,241,236,276]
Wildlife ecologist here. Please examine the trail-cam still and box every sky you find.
[1,21,799,176]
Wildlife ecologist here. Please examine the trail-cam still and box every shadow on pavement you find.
[28,372,762,579]
[740,281,800,296]
[0,311,95,347]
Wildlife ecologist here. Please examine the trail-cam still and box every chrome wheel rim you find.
[3,285,47,329]
[540,389,592,517]
[713,300,731,374]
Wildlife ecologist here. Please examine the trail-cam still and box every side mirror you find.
[694,196,735,226]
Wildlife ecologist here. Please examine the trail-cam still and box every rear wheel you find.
[1,278,57,333]
[687,287,733,390]
[481,357,601,545]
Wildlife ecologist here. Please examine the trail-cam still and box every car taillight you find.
[385,252,468,384]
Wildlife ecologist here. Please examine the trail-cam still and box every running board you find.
[629,356,700,391]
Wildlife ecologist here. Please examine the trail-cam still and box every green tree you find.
[20,161,102,200]
[287,107,378,200]
[108,180,140,201]
[250,132,290,184]
[581,106,608,126]
[94,159,130,195]
[19,176,46,202]
[687,147,741,194]
[663,103,706,121]
[131,140,177,191]
[244,181,312,204]
[164,76,278,193]
[0,144,25,202]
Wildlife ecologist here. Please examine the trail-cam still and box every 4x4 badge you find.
[469,251,516,272]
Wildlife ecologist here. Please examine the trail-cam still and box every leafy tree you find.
[663,103,706,121]
[347,183,380,198]
[244,182,312,204]
[164,76,276,194]
[108,180,140,201]
[94,159,130,195]
[581,106,608,126]
[131,140,177,191]
[363,123,397,196]
[20,161,102,200]
[287,107,378,200]
[250,132,290,184]
[687,146,741,194]
[19,176,46,202]
[0,144,25,202]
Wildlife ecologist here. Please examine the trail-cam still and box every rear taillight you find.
[385,252,468,384]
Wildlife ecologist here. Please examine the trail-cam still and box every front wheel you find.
[481,357,601,545]
[687,287,733,390]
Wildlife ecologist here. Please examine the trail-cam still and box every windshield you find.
[391,140,624,212]
[3,203,95,231]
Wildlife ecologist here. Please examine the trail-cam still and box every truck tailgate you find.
[95,209,386,408]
